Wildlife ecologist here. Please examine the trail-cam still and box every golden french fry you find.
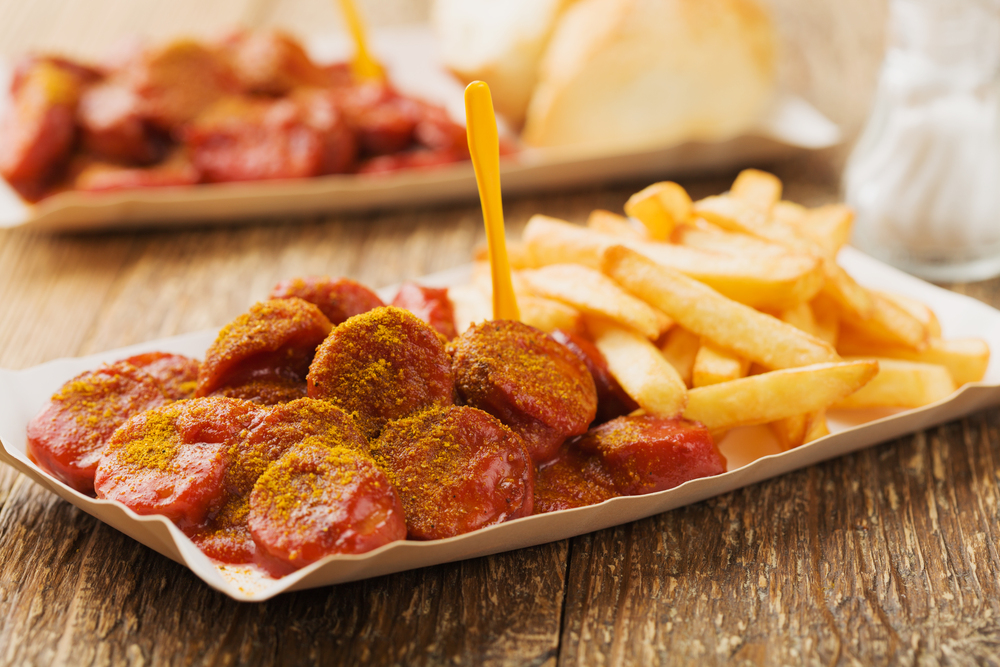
[603,246,839,370]
[837,331,989,386]
[774,301,819,337]
[769,410,828,450]
[801,204,853,257]
[817,259,875,320]
[769,413,810,450]
[877,291,942,339]
[474,241,538,270]
[519,264,670,339]
[518,295,584,335]
[671,222,790,258]
[730,169,782,210]
[624,181,692,240]
[694,196,875,319]
[771,201,807,226]
[809,293,841,347]
[683,360,879,431]
[658,326,700,387]
[833,358,955,409]
[804,411,830,443]
[771,201,853,257]
[587,316,687,417]
[692,341,749,387]
[523,215,824,309]
[587,209,649,240]
[840,291,929,351]
[694,195,814,252]
[448,283,491,335]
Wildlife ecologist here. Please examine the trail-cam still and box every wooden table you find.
[2,156,1000,665]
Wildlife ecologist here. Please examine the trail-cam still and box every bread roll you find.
[522,0,776,151]
[430,0,575,127]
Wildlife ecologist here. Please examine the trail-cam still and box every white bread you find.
[430,0,575,127]
[522,0,776,151]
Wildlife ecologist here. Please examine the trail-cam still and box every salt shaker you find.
[843,0,1000,282]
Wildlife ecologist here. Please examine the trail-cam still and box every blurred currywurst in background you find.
[432,0,777,152]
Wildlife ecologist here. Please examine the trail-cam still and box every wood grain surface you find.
[3,160,1000,666]
[8,0,1000,665]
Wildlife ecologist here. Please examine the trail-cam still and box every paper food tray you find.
[2,247,996,601]
[0,26,841,232]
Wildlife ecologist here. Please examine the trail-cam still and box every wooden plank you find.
[557,412,1000,664]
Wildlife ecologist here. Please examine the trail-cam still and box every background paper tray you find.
[0,26,841,232]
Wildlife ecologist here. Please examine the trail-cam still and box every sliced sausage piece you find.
[78,80,163,164]
[184,96,324,182]
[250,441,405,567]
[391,282,456,340]
[533,445,616,514]
[357,148,465,175]
[94,397,261,525]
[550,329,638,423]
[189,397,368,563]
[0,61,80,201]
[225,30,329,95]
[574,415,726,495]
[291,88,357,175]
[123,39,239,129]
[335,82,417,156]
[195,298,332,398]
[308,306,453,439]
[71,151,200,192]
[449,320,597,464]
[269,276,384,326]
[124,352,201,400]
[371,405,533,539]
[209,377,307,406]
[27,361,169,494]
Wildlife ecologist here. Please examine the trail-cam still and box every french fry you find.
[840,291,930,351]
[819,260,876,321]
[658,326,700,387]
[587,209,649,240]
[801,204,853,257]
[837,331,989,386]
[695,193,877,321]
[769,410,828,450]
[519,264,671,339]
[448,284,491,335]
[877,291,942,339]
[519,295,585,335]
[833,358,955,409]
[730,169,782,210]
[683,360,879,431]
[692,341,750,387]
[523,215,824,309]
[462,272,586,335]
[809,294,841,347]
[770,201,853,258]
[671,222,790,258]
[774,301,820,338]
[771,201,806,226]
[474,241,538,270]
[638,242,824,310]
[587,316,687,417]
[769,413,810,451]
[603,246,839,370]
[624,181,692,240]
[804,411,830,443]
[694,195,814,253]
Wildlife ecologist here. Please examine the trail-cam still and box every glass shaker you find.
[843,0,1000,282]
